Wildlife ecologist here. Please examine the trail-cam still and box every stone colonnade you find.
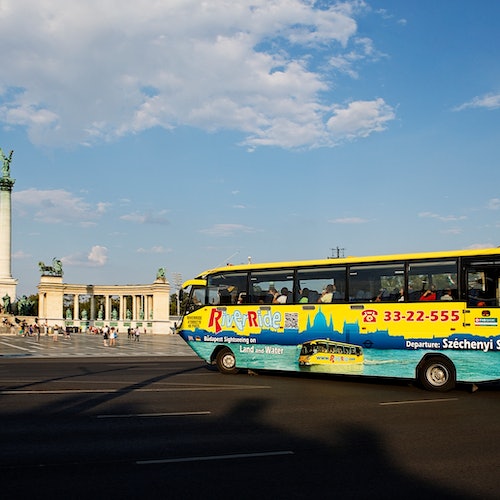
[38,275,172,334]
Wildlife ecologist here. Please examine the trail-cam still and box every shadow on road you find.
[1,363,489,499]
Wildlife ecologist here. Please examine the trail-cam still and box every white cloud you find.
[488,198,500,210]
[136,246,168,254]
[63,245,108,267]
[13,188,105,224]
[200,223,257,237]
[467,243,499,249]
[12,250,32,259]
[326,98,395,141]
[88,245,108,266]
[328,217,369,224]
[0,0,395,149]
[441,228,462,235]
[454,93,500,111]
[418,212,467,222]
[120,210,169,225]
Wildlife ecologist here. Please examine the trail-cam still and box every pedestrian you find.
[134,326,140,342]
[109,327,116,347]
[53,324,59,342]
[35,323,41,342]
[103,325,109,347]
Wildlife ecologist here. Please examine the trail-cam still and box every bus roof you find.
[194,247,500,279]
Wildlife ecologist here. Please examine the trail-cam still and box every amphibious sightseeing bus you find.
[176,248,500,391]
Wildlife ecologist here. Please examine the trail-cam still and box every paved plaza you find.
[0,332,195,359]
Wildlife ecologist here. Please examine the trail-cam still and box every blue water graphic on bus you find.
[185,338,500,383]
[181,305,500,382]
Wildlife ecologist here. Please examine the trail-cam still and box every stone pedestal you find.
[38,275,64,323]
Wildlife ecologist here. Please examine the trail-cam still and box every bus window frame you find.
[347,262,405,303]
[463,258,500,307]
[207,272,249,306]
[248,269,295,304]
[407,259,458,302]
[296,265,347,304]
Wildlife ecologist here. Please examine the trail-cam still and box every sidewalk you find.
[0,332,195,358]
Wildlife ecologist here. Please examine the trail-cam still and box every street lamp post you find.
[172,272,182,315]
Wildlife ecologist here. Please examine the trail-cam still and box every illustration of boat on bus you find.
[298,339,364,374]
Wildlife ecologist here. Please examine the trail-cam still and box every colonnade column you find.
[73,295,79,321]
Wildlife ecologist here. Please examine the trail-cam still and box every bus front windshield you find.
[182,286,206,314]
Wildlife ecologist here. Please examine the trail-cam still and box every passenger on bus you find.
[440,289,453,301]
[318,284,335,303]
[274,287,290,304]
[299,288,310,303]
[420,286,436,301]
[266,286,279,303]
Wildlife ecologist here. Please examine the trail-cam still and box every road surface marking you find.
[0,384,270,395]
[137,450,294,465]
[379,397,458,406]
[97,411,211,418]
[0,341,31,351]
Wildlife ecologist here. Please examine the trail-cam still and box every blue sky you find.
[1,0,499,296]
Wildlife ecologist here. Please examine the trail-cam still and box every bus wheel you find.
[216,347,239,375]
[418,355,456,392]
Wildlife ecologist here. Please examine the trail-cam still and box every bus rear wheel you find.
[418,355,456,392]
[216,347,239,375]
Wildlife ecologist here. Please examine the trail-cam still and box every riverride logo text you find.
[208,308,281,333]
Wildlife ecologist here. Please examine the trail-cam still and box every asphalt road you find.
[1,357,499,500]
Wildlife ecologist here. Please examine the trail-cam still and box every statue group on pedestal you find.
[38,257,63,276]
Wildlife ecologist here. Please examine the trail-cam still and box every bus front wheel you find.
[216,347,239,375]
[417,355,456,392]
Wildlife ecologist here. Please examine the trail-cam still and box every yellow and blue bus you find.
[176,248,500,391]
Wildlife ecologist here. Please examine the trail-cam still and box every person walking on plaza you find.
[52,324,59,342]
[134,326,140,342]
[102,325,109,347]
[109,327,117,347]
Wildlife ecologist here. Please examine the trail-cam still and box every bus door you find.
[463,259,500,333]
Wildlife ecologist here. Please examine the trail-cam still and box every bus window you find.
[207,272,248,305]
[249,270,294,304]
[349,263,404,302]
[296,266,346,303]
[465,260,500,307]
[408,261,457,302]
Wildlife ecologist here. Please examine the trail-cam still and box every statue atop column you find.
[0,148,15,191]
[1,148,13,178]
[38,257,63,276]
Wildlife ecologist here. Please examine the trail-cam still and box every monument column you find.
[0,148,17,305]
[73,295,79,322]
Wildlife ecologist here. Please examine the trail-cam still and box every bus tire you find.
[216,347,239,375]
[417,355,456,392]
